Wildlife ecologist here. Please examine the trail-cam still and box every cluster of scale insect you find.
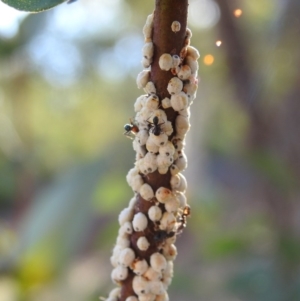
[106,13,198,301]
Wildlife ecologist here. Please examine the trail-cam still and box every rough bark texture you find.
[152,0,188,101]
[119,1,188,300]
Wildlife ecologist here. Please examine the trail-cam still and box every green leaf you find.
[1,0,66,12]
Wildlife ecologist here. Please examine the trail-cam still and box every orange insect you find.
[123,118,139,139]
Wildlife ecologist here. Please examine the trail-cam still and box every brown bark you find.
[120,1,188,300]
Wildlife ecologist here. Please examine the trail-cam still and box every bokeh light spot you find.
[234,9,243,18]
[216,40,222,47]
[189,0,220,29]
[204,54,214,65]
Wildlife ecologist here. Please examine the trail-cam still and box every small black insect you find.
[124,119,139,139]
[147,116,164,136]
[153,230,175,244]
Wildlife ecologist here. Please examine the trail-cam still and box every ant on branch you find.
[177,205,191,233]
[154,230,175,243]
[147,116,164,136]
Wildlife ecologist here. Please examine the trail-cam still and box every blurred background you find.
[0,0,300,300]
